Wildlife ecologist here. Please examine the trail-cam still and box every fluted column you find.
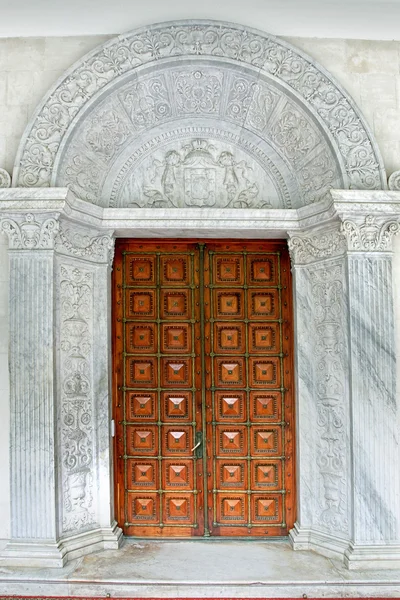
[0,203,122,567]
[0,213,61,565]
[341,213,400,568]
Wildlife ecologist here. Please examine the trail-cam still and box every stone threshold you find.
[1,539,400,598]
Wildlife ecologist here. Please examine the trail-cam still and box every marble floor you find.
[0,539,400,597]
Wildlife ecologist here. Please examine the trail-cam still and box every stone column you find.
[0,206,122,567]
[340,213,400,569]
[289,195,400,569]
[0,212,62,566]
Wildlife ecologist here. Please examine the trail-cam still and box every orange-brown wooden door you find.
[113,240,295,537]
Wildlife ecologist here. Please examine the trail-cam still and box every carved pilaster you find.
[289,224,351,557]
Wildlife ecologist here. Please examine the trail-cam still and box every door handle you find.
[191,431,203,458]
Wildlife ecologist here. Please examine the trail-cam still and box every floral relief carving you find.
[14,21,384,195]
[55,225,115,265]
[63,153,102,204]
[59,264,95,533]
[341,215,400,251]
[288,228,346,265]
[388,170,400,191]
[311,265,348,533]
[0,168,11,188]
[1,213,59,249]
[173,69,223,114]
[226,77,278,131]
[270,107,317,165]
[119,76,171,130]
[84,108,130,162]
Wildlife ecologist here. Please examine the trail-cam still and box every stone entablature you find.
[0,188,400,570]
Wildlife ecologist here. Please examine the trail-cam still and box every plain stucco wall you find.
[0,33,399,541]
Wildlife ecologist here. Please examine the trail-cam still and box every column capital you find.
[1,212,59,250]
[287,224,346,265]
[340,214,400,252]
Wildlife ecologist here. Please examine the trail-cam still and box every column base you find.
[289,522,349,562]
[344,543,400,570]
[0,521,123,568]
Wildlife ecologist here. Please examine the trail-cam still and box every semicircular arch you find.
[12,20,387,209]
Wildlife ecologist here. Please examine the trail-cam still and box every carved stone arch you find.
[13,20,386,209]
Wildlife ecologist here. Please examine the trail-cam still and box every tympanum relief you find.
[13,21,385,209]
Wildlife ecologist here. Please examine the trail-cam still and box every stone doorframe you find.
[0,187,400,570]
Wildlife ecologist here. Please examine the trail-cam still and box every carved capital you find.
[1,213,59,249]
[340,215,400,252]
[55,224,115,265]
[288,227,346,265]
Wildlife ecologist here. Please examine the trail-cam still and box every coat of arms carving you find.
[131,139,272,209]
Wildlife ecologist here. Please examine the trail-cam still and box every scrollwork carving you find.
[1,213,59,249]
[341,215,400,251]
[15,20,384,199]
[311,265,348,533]
[288,228,346,265]
[59,264,95,532]
[388,170,400,191]
[55,225,115,265]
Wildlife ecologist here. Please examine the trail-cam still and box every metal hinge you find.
[111,419,115,437]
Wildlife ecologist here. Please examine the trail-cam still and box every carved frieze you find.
[311,265,348,534]
[341,215,400,251]
[13,20,384,208]
[288,228,346,265]
[55,224,115,265]
[1,213,59,249]
[59,264,96,533]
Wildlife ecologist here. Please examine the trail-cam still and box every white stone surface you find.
[1,19,400,568]
[0,188,399,571]
[1,539,400,597]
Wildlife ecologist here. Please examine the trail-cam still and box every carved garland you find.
[15,21,384,193]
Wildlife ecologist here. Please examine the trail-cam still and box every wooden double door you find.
[113,240,295,537]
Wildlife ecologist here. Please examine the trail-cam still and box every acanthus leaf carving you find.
[1,213,59,249]
[341,215,400,251]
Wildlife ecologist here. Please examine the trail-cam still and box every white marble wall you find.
[0,189,399,569]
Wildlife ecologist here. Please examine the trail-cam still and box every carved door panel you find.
[113,240,295,537]
[114,241,204,536]
[203,241,295,536]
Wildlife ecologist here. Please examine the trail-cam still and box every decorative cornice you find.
[55,224,115,265]
[1,213,59,249]
[288,228,346,265]
[341,215,400,252]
